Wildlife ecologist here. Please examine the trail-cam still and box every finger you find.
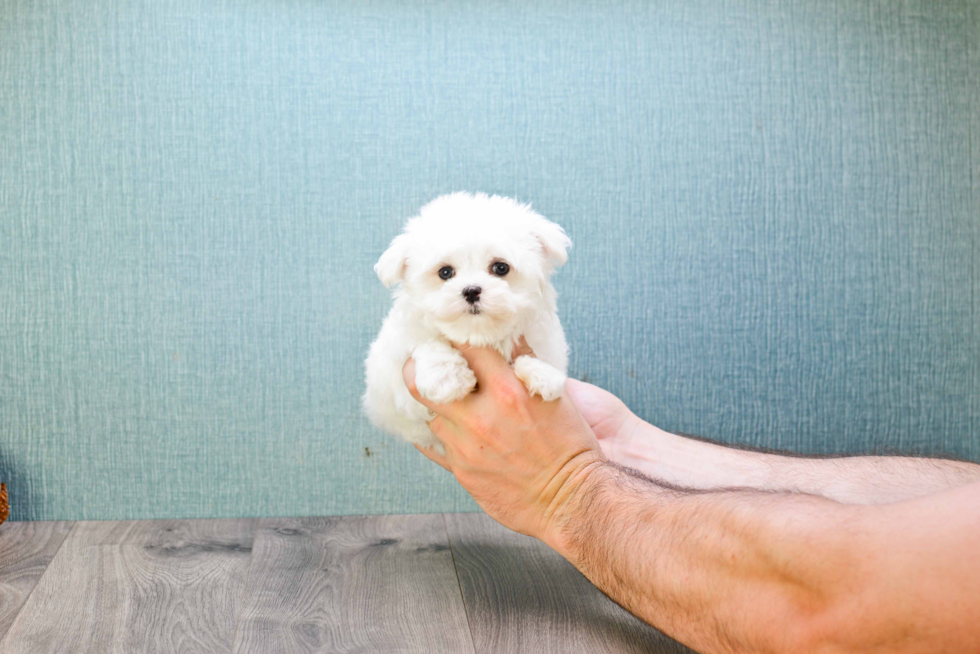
[451,342,515,389]
[563,377,592,399]
[401,358,452,416]
[565,377,610,399]
[415,444,452,471]
[512,335,536,359]
[564,378,608,431]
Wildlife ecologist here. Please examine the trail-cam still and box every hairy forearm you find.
[545,464,980,654]
[612,421,980,504]
[546,463,854,653]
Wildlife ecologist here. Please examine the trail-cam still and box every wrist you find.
[617,416,663,465]
[539,459,616,557]
[606,417,680,479]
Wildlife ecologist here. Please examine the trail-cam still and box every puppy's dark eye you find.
[438,266,455,281]
[491,261,510,276]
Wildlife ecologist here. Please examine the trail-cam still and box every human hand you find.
[564,379,643,466]
[402,342,606,543]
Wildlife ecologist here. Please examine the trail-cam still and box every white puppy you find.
[363,192,571,453]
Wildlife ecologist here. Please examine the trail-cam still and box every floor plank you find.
[0,521,74,642]
[445,512,696,654]
[0,518,257,654]
[232,514,474,654]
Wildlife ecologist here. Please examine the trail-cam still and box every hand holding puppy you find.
[403,340,605,543]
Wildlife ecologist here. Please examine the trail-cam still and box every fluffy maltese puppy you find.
[363,192,572,453]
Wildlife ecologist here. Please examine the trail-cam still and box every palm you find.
[564,379,636,443]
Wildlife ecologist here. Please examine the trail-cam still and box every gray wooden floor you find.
[0,513,694,653]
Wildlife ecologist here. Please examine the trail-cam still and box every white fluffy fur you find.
[363,192,571,453]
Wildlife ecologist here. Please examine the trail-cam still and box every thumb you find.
[512,335,536,359]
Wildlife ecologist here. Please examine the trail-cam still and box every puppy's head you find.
[375,192,571,345]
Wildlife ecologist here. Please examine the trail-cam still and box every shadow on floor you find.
[452,539,698,654]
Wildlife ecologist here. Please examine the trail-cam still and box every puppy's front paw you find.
[415,362,476,404]
[513,355,566,401]
[413,343,477,405]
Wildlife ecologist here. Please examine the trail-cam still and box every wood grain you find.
[445,512,696,654]
[232,514,474,654]
[0,521,74,641]
[0,518,257,654]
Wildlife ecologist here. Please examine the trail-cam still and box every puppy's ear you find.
[532,219,572,268]
[375,233,410,287]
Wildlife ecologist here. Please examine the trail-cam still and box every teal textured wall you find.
[1,0,978,521]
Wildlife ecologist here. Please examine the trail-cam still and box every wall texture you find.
[1,0,978,521]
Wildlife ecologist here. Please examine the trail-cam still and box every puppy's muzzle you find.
[462,286,482,305]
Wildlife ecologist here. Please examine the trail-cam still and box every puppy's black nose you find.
[462,285,482,304]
